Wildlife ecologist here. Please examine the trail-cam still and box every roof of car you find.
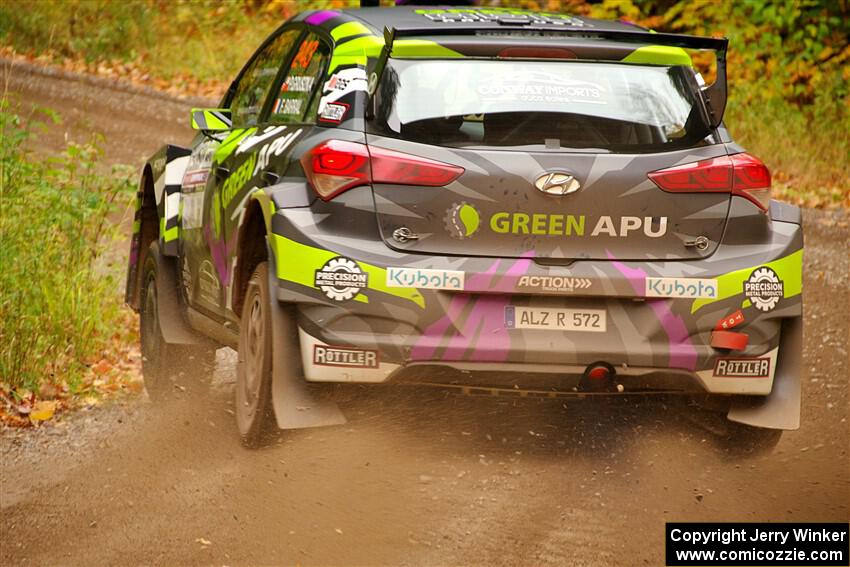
[294,5,649,36]
[342,6,644,33]
[290,5,726,77]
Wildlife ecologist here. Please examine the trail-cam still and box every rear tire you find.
[140,242,215,401]
[236,262,275,447]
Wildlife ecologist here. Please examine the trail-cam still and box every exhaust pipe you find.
[579,361,619,393]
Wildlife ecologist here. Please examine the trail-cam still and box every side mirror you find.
[190,108,232,132]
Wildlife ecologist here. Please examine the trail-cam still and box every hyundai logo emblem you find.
[534,171,581,195]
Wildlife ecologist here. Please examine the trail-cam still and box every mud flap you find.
[727,317,801,430]
[267,248,346,429]
[153,244,213,347]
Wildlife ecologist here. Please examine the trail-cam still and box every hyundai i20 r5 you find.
[125,6,803,448]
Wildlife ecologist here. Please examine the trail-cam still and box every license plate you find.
[504,306,606,332]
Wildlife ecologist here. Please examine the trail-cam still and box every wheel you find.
[236,262,275,447]
[140,242,215,401]
[722,421,783,456]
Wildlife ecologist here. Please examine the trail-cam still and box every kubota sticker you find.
[645,277,718,299]
[386,267,464,290]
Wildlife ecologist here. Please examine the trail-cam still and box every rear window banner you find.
[373,59,707,150]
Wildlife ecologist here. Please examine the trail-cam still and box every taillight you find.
[730,153,772,211]
[498,47,577,59]
[300,139,370,200]
[301,140,464,201]
[371,146,465,187]
[647,152,772,211]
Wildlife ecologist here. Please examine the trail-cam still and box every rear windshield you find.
[371,58,711,152]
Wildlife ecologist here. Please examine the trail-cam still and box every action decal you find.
[515,275,591,293]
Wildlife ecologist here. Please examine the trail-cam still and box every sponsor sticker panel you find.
[319,102,349,124]
[314,256,369,302]
[442,203,669,240]
[386,267,464,290]
[646,277,718,299]
[313,345,379,369]
[515,275,592,294]
[744,267,784,312]
[715,309,745,331]
[713,357,771,378]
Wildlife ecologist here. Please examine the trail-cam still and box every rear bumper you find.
[269,192,803,397]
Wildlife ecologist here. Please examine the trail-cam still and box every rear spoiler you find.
[370,25,729,128]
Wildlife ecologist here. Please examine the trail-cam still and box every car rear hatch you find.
[367,57,732,261]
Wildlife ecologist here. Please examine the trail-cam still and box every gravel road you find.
[1,59,848,567]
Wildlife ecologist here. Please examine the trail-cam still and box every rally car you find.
[125,5,803,448]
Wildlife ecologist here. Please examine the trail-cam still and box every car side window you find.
[229,29,300,128]
[268,32,330,124]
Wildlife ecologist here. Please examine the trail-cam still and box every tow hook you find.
[392,226,419,243]
[684,235,710,250]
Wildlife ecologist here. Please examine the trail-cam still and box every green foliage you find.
[0,100,134,393]
[0,0,151,62]
[0,0,290,87]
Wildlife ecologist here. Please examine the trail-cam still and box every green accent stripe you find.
[191,108,231,130]
[328,36,462,72]
[213,128,255,164]
[328,35,384,72]
[622,45,693,67]
[393,39,463,58]
[270,234,425,309]
[690,249,803,313]
[250,189,276,232]
[331,21,372,42]
[159,216,179,242]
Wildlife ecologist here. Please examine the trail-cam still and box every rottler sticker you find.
[313,345,379,369]
[713,357,770,378]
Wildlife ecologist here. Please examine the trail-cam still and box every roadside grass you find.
[0,0,287,99]
[0,98,140,424]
